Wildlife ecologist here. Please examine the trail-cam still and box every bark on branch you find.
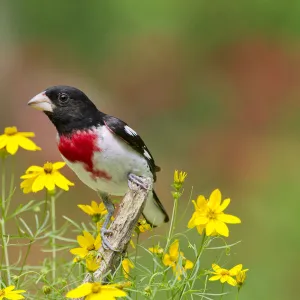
[83,177,152,283]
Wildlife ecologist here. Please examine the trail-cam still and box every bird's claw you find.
[100,228,120,252]
[128,173,151,190]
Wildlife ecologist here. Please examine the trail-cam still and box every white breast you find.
[60,126,153,195]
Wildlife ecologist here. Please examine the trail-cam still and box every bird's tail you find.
[142,190,169,226]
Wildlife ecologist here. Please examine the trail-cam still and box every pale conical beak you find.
[28,92,53,112]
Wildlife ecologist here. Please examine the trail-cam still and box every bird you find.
[27,85,169,250]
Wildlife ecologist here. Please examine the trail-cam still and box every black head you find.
[28,86,104,135]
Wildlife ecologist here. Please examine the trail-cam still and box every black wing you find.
[103,114,160,181]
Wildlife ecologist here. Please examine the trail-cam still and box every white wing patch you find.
[143,149,152,160]
[124,125,137,136]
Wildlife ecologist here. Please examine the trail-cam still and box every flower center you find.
[207,209,217,220]
[43,162,53,174]
[91,283,101,293]
[4,126,18,136]
[220,270,229,276]
[87,244,95,251]
[0,290,5,296]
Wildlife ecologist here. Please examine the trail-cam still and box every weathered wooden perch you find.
[83,177,152,284]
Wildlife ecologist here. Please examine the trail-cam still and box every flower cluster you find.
[70,231,101,272]
[162,240,193,280]
[0,124,249,299]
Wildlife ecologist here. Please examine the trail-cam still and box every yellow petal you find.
[77,235,89,248]
[162,254,172,266]
[4,286,16,293]
[187,214,196,228]
[196,225,206,235]
[66,283,93,298]
[227,276,237,286]
[214,220,229,237]
[52,162,66,170]
[86,258,100,272]
[6,138,19,155]
[31,175,46,192]
[25,165,44,173]
[217,213,241,224]
[193,213,209,226]
[98,202,107,215]
[78,205,94,215]
[229,264,243,276]
[208,189,221,210]
[169,240,179,259]
[212,264,222,273]
[6,294,24,300]
[83,231,95,246]
[216,198,231,213]
[91,201,98,212]
[45,174,55,191]
[0,135,8,148]
[17,132,35,137]
[209,275,222,281]
[98,286,127,298]
[94,234,101,250]
[220,274,229,283]
[16,136,40,151]
[196,195,207,211]
[53,172,74,190]
[184,259,194,270]
[205,220,216,236]
[70,248,88,258]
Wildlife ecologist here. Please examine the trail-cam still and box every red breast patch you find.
[58,130,111,180]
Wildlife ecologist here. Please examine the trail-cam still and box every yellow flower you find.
[0,126,41,155]
[188,189,241,237]
[70,231,101,258]
[236,268,249,287]
[66,282,126,299]
[209,263,243,286]
[0,285,26,300]
[149,244,164,255]
[86,257,100,272]
[173,170,187,190]
[78,201,107,223]
[122,258,134,279]
[136,219,152,233]
[163,240,193,280]
[20,162,74,193]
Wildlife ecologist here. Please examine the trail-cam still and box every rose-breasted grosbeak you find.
[28,85,169,250]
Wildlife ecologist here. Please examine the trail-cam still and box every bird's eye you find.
[58,93,69,103]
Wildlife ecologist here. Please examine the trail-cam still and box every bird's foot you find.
[128,173,152,190]
[100,228,120,252]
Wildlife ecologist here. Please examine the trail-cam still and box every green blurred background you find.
[1,1,300,299]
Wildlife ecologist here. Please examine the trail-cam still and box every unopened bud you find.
[43,285,51,295]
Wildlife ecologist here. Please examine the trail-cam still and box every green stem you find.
[135,233,139,300]
[220,283,224,300]
[5,156,15,216]
[18,240,33,283]
[43,191,48,221]
[165,192,179,251]
[178,233,207,300]
[1,158,10,285]
[50,194,56,283]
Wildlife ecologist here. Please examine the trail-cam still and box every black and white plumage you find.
[28,85,169,250]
